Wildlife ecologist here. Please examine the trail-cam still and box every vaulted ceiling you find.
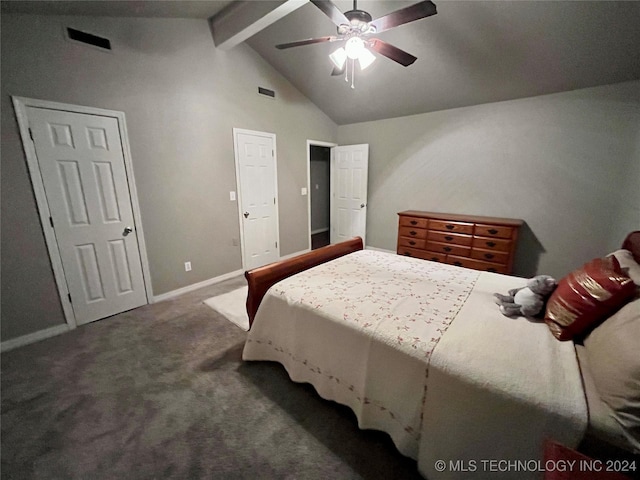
[3,0,640,125]
[245,1,640,124]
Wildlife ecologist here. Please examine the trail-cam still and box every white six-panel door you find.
[27,107,147,325]
[235,130,280,270]
[330,144,369,245]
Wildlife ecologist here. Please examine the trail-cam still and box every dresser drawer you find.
[399,226,427,239]
[470,248,509,265]
[474,224,514,239]
[426,241,471,257]
[398,247,435,260]
[424,252,446,263]
[399,216,428,229]
[398,237,426,249]
[400,249,446,262]
[427,231,472,246]
[446,255,509,274]
[429,220,474,235]
[472,236,512,252]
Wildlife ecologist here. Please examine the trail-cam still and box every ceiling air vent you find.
[258,87,275,99]
[66,27,112,51]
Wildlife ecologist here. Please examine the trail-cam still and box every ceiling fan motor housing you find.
[342,9,373,34]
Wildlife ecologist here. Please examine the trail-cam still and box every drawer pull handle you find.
[444,236,453,241]
[410,230,417,236]
[410,220,418,225]
[488,268,497,273]
[409,240,416,246]
[445,224,454,230]
[403,252,412,256]
[488,228,498,235]
[443,246,452,252]
[484,253,494,259]
[431,257,440,262]
[454,261,463,267]
[486,241,496,247]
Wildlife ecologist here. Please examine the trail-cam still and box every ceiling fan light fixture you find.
[358,47,376,70]
[345,36,365,59]
[329,47,347,69]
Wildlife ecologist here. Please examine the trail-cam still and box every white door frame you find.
[306,139,337,250]
[233,128,280,270]
[12,96,154,329]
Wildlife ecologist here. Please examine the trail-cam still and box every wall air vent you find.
[258,87,275,99]
[66,27,112,51]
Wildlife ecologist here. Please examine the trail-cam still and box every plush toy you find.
[493,275,557,317]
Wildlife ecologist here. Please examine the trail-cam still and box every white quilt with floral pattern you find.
[243,250,587,479]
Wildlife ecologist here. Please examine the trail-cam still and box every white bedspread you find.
[242,250,588,479]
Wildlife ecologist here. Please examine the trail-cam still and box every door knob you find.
[123,226,133,236]
[360,203,366,208]
[244,212,249,218]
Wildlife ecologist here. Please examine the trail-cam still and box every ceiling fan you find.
[276,0,437,86]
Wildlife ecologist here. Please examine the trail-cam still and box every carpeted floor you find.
[1,275,422,479]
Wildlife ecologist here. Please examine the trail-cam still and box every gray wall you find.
[310,146,330,232]
[1,14,337,341]
[3,13,638,343]
[337,81,640,279]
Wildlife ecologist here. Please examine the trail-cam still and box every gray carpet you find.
[1,275,423,479]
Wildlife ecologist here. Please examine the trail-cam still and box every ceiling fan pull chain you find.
[351,58,356,89]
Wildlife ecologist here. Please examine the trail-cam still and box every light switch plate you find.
[301,187,307,195]
[230,191,236,201]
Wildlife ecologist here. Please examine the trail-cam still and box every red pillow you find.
[544,256,636,341]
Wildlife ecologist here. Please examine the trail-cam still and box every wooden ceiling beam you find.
[210,0,308,51]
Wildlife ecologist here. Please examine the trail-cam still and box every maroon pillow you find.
[544,256,636,341]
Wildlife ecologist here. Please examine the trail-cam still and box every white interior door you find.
[235,129,280,270]
[330,144,369,245]
[27,107,147,325]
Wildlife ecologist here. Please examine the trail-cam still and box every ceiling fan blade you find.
[310,0,350,27]
[276,36,338,49]
[369,1,437,34]
[368,39,417,67]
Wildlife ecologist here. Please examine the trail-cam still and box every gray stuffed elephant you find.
[493,275,557,317]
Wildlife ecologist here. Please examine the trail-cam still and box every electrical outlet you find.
[184,261,192,272]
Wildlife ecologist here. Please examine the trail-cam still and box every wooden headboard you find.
[622,231,640,264]
[245,237,363,328]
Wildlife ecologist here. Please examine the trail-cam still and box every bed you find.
[242,233,640,479]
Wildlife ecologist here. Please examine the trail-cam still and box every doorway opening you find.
[309,144,331,250]
[306,140,369,251]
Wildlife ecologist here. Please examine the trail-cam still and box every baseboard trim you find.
[311,228,329,235]
[1,323,71,352]
[365,245,396,254]
[153,269,244,303]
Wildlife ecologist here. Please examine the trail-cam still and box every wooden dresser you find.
[397,211,523,274]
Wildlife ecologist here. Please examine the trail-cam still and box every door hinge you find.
[275,241,278,248]
[68,293,72,303]
[273,197,276,205]
[49,217,54,228]
[29,127,34,141]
